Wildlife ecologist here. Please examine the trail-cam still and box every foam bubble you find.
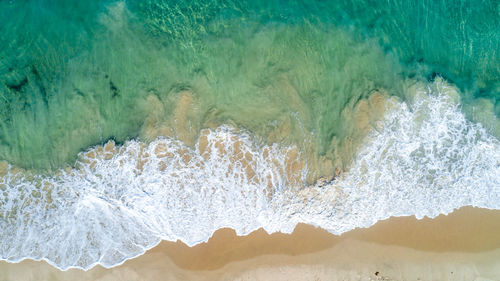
[0,79,499,270]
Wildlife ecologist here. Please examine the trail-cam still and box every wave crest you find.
[0,80,499,270]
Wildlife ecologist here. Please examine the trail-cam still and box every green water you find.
[0,0,498,171]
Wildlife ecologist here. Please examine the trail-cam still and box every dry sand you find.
[1,206,500,280]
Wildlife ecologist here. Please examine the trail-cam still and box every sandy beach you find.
[1,206,499,280]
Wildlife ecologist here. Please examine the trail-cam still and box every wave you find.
[0,79,499,270]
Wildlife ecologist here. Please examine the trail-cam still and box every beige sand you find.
[1,206,500,280]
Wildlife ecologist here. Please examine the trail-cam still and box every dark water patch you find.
[109,80,119,98]
[5,77,28,92]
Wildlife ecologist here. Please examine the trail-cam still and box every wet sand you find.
[1,206,500,280]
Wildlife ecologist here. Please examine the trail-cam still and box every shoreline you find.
[1,206,500,280]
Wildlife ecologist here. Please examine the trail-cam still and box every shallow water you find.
[1,0,498,170]
[0,0,498,270]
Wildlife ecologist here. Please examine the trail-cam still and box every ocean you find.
[0,0,498,270]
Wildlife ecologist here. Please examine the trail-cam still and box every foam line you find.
[0,80,499,270]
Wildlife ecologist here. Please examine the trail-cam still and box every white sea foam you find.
[0,79,499,270]
[0,127,305,270]
[291,79,500,234]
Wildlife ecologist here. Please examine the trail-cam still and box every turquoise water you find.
[0,0,498,171]
[0,0,499,270]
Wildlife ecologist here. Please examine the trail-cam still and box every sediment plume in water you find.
[0,0,498,271]
[0,79,499,270]
[1,0,498,171]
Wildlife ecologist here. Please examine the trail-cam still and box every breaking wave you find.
[0,80,499,270]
